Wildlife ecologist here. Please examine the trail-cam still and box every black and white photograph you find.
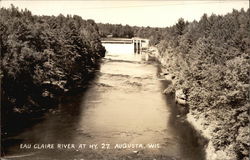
[0,0,249,160]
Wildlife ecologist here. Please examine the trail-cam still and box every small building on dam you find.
[132,37,150,53]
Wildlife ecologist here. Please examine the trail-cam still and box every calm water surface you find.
[2,43,206,160]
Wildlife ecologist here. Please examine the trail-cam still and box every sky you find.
[0,0,249,27]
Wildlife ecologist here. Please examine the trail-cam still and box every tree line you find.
[97,23,164,45]
[0,5,105,117]
[1,5,249,159]
[156,9,249,159]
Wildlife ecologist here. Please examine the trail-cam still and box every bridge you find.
[101,37,149,54]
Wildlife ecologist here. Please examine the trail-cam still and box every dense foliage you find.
[98,23,164,45]
[0,5,105,115]
[156,9,249,159]
[98,23,134,38]
[1,5,249,159]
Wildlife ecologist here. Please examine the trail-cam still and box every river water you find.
[2,43,206,160]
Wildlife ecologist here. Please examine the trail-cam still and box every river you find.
[2,43,206,160]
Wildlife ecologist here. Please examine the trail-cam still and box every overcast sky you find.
[0,1,249,27]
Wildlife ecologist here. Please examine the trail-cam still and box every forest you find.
[1,5,249,159]
[0,5,105,124]
[155,9,249,160]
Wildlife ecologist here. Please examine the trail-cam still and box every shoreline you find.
[187,112,237,160]
[148,46,237,160]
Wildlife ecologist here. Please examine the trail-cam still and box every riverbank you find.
[186,111,237,160]
[1,6,106,145]
[146,46,247,160]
